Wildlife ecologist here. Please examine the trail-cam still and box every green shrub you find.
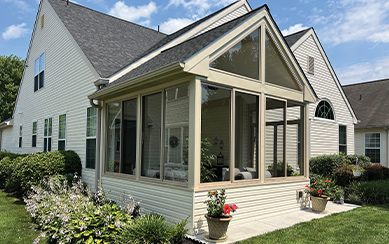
[344,154,371,168]
[310,154,347,177]
[267,161,294,177]
[59,150,82,176]
[3,157,23,191]
[24,175,140,244]
[0,151,25,161]
[333,164,354,187]
[348,180,389,205]
[116,213,189,244]
[362,164,388,181]
[0,156,14,188]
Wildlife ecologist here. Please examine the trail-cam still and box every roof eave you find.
[88,62,185,100]
[0,119,13,129]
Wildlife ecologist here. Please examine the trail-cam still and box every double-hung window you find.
[86,107,97,169]
[44,117,52,152]
[365,133,380,164]
[32,121,37,147]
[19,125,22,148]
[339,125,347,154]
[34,53,45,91]
[58,114,66,150]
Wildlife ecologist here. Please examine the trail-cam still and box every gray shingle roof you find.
[108,5,267,88]
[48,0,166,78]
[284,28,311,47]
[343,78,389,128]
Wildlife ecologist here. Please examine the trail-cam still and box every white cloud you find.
[3,0,33,12]
[159,18,193,34]
[281,23,309,36]
[108,1,157,23]
[167,0,234,19]
[337,56,389,84]
[2,23,29,40]
[314,0,389,45]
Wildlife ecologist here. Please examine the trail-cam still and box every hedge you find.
[0,150,81,196]
[349,180,389,205]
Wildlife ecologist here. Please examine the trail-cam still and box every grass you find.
[0,190,38,243]
[238,204,389,244]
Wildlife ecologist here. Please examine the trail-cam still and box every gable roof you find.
[106,5,268,89]
[284,28,311,47]
[47,0,166,78]
[343,78,389,129]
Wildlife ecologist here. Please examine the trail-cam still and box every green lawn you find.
[238,204,389,244]
[0,190,38,244]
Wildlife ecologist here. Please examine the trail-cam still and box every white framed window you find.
[86,106,97,169]
[34,53,45,92]
[32,121,37,147]
[365,133,380,164]
[339,125,347,154]
[19,125,22,148]
[44,117,52,152]
[315,100,334,120]
[58,114,66,150]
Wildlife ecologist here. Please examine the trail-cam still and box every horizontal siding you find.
[293,35,355,156]
[193,180,308,234]
[1,0,99,188]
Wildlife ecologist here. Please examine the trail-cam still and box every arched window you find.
[315,100,334,120]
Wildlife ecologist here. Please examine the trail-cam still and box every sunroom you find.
[88,5,317,234]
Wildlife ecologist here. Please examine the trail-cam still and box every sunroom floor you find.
[187,201,360,244]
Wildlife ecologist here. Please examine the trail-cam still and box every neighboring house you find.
[343,78,389,167]
[284,28,357,157]
[1,0,354,234]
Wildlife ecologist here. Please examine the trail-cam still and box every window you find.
[210,28,260,80]
[308,56,314,74]
[44,117,52,152]
[339,125,347,154]
[32,121,37,147]
[34,53,45,92]
[19,125,22,148]
[315,100,334,120]
[107,103,121,173]
[86,107,97,169]
[58,114,66,150]
[365,133,380,164]
[122,99,137,174]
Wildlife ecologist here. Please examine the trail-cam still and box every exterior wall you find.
[355,128,388,167]
[292,35,355,156]
[193,180,308,234]
[0,127,13,151]
[1,0,99,188]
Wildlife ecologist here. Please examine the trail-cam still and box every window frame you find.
[86,106,97,169]
[19,125,22,148]
[58,113,66,151]
[34,53,45,92]
[339,125,347,154]
[364,132,381,164]
[32,120,37,147]
[44,117,52,152]
[314,99,335,121]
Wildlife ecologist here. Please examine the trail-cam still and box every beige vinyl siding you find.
[0,127,13,150]
[355,128,388,167]
[195,4,249,37]
[292,35,355,156]
[1,0,99,188]
[193,180,307,234]
[101,176,193,227]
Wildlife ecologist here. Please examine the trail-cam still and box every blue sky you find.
[1,0,389,85]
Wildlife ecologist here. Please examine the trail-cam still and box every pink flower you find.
[230,204,238,211]
[223,204,231,215]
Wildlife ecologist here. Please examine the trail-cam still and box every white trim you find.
[338,124,347,154]
[313,98,336,121]
[44,116,53,152]
[85,105,97,169]
[19,124,23,148]
[58,113,67,150]
[364,132,382,164]
[32,120,38,148]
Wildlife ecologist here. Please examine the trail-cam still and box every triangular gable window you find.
[210,28,259,80]
[265,33,299,90]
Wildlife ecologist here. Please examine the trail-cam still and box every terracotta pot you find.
[205,214,232,240]
[311,195,329,212]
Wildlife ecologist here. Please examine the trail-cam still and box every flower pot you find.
[311,196,329,212]
[353,170,362,177]
[204,214,232,240]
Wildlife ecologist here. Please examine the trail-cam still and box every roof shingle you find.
[284,28,311,47]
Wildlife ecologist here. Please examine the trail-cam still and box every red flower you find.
[305,185,309,188]
[310,188,314,191]
[223,204,231,215]
[318,189,323,194]
[210,191,215,195]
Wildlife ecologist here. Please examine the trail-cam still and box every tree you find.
[0,55,24,122]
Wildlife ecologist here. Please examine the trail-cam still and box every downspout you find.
[385,127,389,167]
[90,78,108,191]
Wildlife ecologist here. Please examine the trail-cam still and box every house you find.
[343,78,389,167]
[284,28,357,157]
[0,0,357,234]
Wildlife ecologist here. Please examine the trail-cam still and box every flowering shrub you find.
[362,164,389,181]
[24,175,140,244]
[204,189,238,217]
[305,178,335,197]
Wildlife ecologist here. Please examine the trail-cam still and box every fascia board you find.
[291,28,358,123]
[108,1,249,82]
[0,119,13,129]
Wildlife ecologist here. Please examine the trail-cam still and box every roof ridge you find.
[54,0,166,36]
[342,78,389,87]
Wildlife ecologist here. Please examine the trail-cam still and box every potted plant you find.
[305,179,335,212]
[348,164,365,177]
[203,189,237,240]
